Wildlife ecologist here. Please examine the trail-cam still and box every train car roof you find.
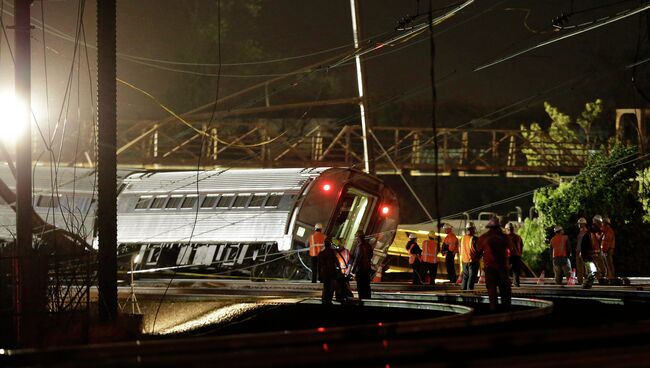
[121,167,331,195]
[0,164,102,194]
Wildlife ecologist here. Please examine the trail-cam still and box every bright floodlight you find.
[0,91,27,144]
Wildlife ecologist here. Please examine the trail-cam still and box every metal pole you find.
[349,0,374,174]
[97,0,118,321]
[14,0,32,345]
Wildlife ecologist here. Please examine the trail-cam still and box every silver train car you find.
[117,167,399,279]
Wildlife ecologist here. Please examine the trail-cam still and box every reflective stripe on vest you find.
[337,248,350,273]
[550,234,569,257]
[309,232,325,257]
[443,233,459,253]
[421,239,438,263]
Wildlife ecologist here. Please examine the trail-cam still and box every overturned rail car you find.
[117,167,399,280]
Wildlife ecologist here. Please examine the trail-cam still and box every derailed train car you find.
[117,167,399,279]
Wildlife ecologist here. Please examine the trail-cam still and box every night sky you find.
[0,0,648,221]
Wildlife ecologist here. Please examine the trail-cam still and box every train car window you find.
[181,196,198,209]
[201,195,219,208]
[165,196,183,209]
[216,195,234,208]
[249,194,266,207]
[264,194,283,207]
[135,197,152,210]
[150,197,167,209]
[233,194,251,208]
[37,195,60,208]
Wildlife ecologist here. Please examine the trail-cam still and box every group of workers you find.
[407,219,524,311]
[551,214,616,288]
[308,223,374,305]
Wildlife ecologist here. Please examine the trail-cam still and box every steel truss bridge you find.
[115,120,600,176]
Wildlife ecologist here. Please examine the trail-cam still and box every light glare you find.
[0,91,27,144]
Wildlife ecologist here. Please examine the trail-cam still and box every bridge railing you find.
[116,123,591,173]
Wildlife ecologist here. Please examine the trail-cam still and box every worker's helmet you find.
[505,222,515,230]
[315,223,323,230]
[603,217,611,224]
[427,231,436,238]
[592,215,603,224]
[577,217,587,225]
[554,225,563,233]
[465,221,475,230]
[408,233,417,239]
[486,217,500,228]
[442,223,452,230]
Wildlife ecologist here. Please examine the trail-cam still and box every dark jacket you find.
[352,237,373,274]
[318,248,339,282]
[477,228,510,269]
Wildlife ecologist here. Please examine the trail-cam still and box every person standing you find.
[476,218,511,312]
[460,222,479,290]
[317,239,339,305]
[505,223,524,287]
[576,217,596,288]
[420,231,440,285]
[442,224,459,283]
[308,223,325,283]
[351,230,374,299]
[550,226,571,285]
[590,215,608,281]
[406,233,423,285]
[601,217,616,280]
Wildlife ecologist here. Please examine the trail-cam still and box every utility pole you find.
[349,0,374,174]
[97,0,118,322]
[14,0,33,345]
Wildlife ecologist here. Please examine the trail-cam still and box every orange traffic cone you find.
[536,270,545,285]
[372,269,382,283]
[567,268,577,286]
[478,272,485,284]
[456,273,462,285]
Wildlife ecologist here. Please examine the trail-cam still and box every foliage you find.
[520,99,603,166]
[518,217,550,275]
[532,144,650,275]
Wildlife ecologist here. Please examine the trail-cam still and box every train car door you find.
[331,186,376,251]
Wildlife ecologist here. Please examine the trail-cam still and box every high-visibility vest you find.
[309,232,325,257]
[443,233,459,254]
[550,234,569,257]
[590,232,602,253]
[421,239,439,263]
[460,235,477,263]
[407,242,420,265]
[508,234,523,257]
[601,226,615,251]
[337,248,350,273]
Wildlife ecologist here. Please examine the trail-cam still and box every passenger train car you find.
[117,167,399,279]
[0,165,399,280]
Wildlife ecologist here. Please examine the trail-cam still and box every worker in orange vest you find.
[406,233,423,285]
[335,243,353,301]
[420,231,440,285]
[601,217,616,280]
[442,223,459,283]
[460,222,479,290]
[590,215,608,283]
[505,223,524,287]
[550,225,571,285]
[308,223,325,283]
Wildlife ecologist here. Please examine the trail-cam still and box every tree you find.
[526,144,650,275]
[520,99,603,167]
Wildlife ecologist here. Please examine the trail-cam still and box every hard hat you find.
[465,221,475,229]
[577,217,587,225]
[554,225,563,233]
[408,233,417,239]
[486,217,500,228]
[442,223,452,230]
[315,223,323,230]
[427,231,436,238]
[603,217,611,224]
[505,222,515,230]
[592,215,603,223]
